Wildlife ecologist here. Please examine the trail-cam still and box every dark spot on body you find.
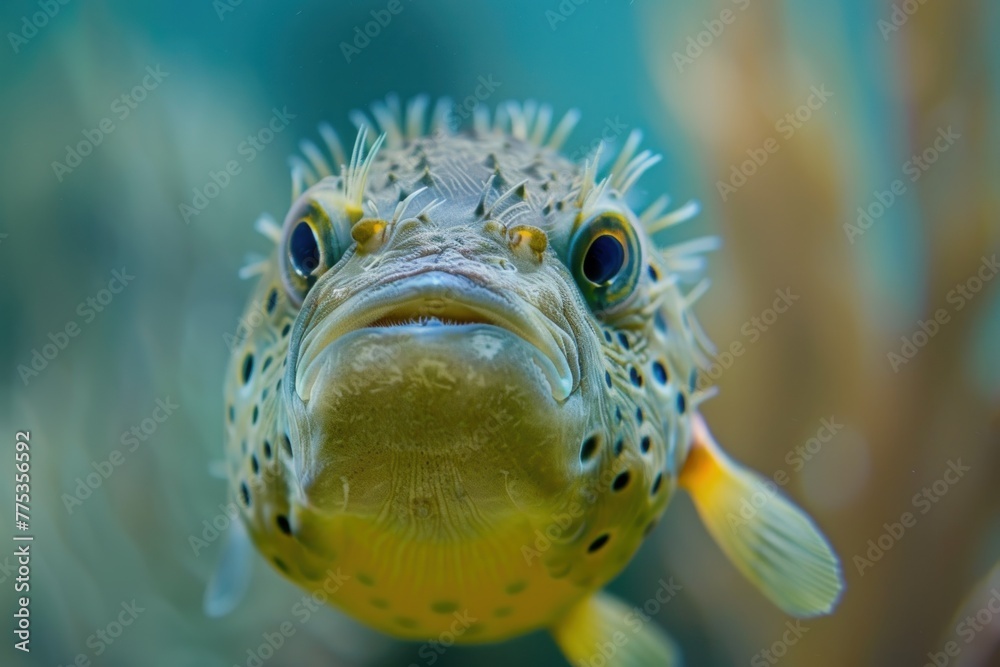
[652,361,668,384]
[603,330,612,343]
[251,455,259,474]
[227,405,235,423]
[604,371,613,389]
[431,601,459,614]
[251,405,259,424]
[689,369,699,391]
[654,311,667,333]
[612,471,631,491]
[640,436,651,453]
[266,289,278,313]
[615,406,623,423]
[282,434,292,458]
[580,435,600,463]
[636,407,644,424]
[614,438,624,456]
[281,323,291,337]
[240,481,250,506]
[588,534,610,553]
[677,392,687,414]
[241,354,254,384]
[629,367,643,387]
[617,332,630,350]
[276,514,291,535]
[647,264,659,281]
[358,573,375,586]
[505,581,527,595]
[263,440,272,459]
[652,472,663,494]
[273,557,289,573]
[643,520,658,537]
[262,357,272,372]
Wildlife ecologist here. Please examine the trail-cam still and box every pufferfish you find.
[208,96,843,666]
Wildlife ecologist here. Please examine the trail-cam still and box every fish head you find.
[276,138,666,527]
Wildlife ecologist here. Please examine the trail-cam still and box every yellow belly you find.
[264,508,625,643]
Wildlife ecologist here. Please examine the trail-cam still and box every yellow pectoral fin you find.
[679,416,844,618]
[551,592,682,667]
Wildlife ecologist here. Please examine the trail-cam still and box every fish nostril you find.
[351,218,388,249]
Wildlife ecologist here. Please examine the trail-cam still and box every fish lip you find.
[295,270,577,403]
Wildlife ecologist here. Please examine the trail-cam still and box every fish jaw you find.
[283,270,590,526]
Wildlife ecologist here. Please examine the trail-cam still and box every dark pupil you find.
[583,234,625,284]
[290,221,320,275]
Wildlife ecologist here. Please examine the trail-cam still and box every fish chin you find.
[291,323,582,517]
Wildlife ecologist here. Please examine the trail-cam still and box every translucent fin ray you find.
[203,518,253,618]
[547,108,581,149]
[679,417,845,618]
[551,591,682,667]
[254,213,281,244]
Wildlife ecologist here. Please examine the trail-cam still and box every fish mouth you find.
[295,271,577,402]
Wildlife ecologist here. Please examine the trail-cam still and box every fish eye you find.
[570,211,642,313]
[279,195,349,305]
[582,234,626,284]
[289,220,321,276]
